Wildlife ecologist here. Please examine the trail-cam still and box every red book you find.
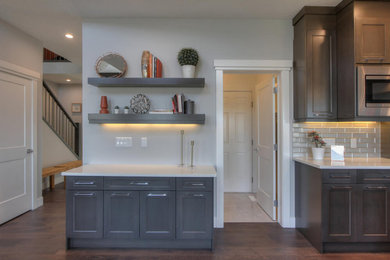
[171,97,177,113]
[148,54,154,78]
[156,58,162,78]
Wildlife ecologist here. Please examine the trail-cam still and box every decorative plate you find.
[130,94,151,114]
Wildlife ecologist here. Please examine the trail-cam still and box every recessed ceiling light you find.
[65,33,74,39]
[66,79,71,82]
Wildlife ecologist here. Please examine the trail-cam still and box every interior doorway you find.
[223,73,278,223]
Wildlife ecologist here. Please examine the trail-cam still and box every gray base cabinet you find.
[66,176,214,249]
[295,162,390,252]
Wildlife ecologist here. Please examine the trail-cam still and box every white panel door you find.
[224,91,252,192]
[254,77,276,220]
[0,71,33,224]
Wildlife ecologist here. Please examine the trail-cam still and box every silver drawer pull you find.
[112,192,131,197]
[135,182,149,186]
[193,194,204,197]
[332,186,352,189]
[74,181,95,185]
[330,175,350,179]
[75,192,95,196]
[191,183,204,186]
[366,186,387,190]
[147,193,167,197]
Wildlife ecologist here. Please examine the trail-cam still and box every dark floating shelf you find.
[88,77,205,88]
[88,113,205,124]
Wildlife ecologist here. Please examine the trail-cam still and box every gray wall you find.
[0,18,43,202]
[83,18,293,165]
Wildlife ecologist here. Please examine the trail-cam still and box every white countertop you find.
[294,157,390,169]
[61,164,217,177]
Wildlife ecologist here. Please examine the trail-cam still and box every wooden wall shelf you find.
[88,77,205,88]
[88,113,205,124]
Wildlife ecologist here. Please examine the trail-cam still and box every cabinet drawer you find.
[104,177,175,190]
[66,176,103,190]
[322,170,357,184]
[176,178,213,191]
[357,170,390,183]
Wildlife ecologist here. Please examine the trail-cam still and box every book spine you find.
[156,58,162,78]
[171,97,177,113]
[153,56,157,78]
[177,94,182,113]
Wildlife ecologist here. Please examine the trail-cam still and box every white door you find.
[0,71,33,224]
[254,76,276,220]
[224,91,252,192]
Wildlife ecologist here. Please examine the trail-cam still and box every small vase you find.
[114,109,119,114]
[124,109,129,114]
[182,65,196,78]
[100,96,109,114]
[312,147,325,160]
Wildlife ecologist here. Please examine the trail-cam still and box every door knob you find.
[27,149,34,154]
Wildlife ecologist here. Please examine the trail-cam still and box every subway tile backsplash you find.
[292,122,380,158]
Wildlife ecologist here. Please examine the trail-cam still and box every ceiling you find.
[0,0,341,65]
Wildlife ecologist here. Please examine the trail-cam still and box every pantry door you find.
[0,70,33,224]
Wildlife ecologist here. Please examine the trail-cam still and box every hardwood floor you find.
[0,184,389,260]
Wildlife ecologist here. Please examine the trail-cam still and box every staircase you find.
[42,81,80,158]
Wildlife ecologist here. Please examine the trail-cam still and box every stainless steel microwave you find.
[358,65,390,117]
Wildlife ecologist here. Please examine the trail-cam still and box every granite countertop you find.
[61,164,217,177]
[294,157,390,169]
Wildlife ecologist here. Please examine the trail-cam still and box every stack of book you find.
[141,51,162,78]
[149,109,173,115]
[172,94,185,114]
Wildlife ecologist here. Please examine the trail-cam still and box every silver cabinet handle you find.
[366,186,388,190]
[191,183,204,186]
[193,194,204,197]
[135,182,149,186]
[112,192,131,197]
[75,192,95,196]
[147,193,167,197]
[74,181,95,185]
[332,186,352,189]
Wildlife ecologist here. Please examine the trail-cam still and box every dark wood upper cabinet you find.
[293,12,337,121]
[355,18,389,63]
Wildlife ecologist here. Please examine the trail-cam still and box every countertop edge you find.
[61,173,216,177]
[293,158,390,169]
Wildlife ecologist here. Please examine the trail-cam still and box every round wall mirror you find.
[95,53,127,78]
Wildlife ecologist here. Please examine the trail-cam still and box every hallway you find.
[0,185,389,259]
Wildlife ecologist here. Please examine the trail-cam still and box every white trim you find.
[0,59,42,212]
[214,59,294,228]
[0,59,40,79]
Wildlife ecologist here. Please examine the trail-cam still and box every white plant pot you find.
[114,109,119,114]
[124,109,129,114]
[182,65,196,78]
[312,147,325,160]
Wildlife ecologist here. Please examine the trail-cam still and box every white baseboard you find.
[33,196,43,209]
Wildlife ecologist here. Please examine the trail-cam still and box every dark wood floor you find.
[1,184,390,260]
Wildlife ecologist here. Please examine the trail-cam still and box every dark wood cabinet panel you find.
[322,184,355,242]
[356,184,390,242]
[293,14,337,121]
[140,191,175,240]
[66,190,103,239]
[355,18,390,63]
[104,191,139,239]
[176,191,213,239]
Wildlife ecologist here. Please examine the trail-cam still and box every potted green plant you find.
[177,48,199,78]
[308,131,326,160]
[124,106,130,114]
[114,105,120,114]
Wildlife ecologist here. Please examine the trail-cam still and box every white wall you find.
[0,18,43,206]
[55,84,82,123]
[83,18,293,166]
[41,122,78,189]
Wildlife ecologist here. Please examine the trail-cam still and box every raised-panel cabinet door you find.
[104,191,139,239]
[140,191,175,239]
[306,29,337,119]
[176,191,213,239]
[356,184,390,242]
[66,190,103,239]
[322,184,356,242]
[355,18,390,63]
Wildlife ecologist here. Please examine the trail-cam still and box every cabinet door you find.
[322,184,356,242]
[104,191,139,239]
[66,190,103,239]
[306,29,337,119]
[176,191,213,239]
[355,18,390,63]
[140,191,175,239]
[356,184,390,242]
